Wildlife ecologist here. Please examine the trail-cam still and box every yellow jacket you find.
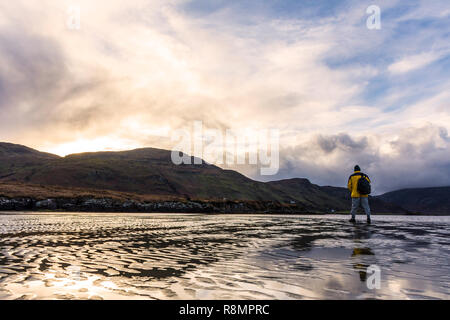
[348,170,371,198]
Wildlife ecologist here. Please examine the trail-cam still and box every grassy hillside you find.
[267,179,349,211]
[0,142,415,214]
[377,187,450,215]
[0,143,289,201]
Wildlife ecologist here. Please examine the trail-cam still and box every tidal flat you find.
[0,213,448,300]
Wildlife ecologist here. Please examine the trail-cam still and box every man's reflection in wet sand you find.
[350,224,376,282]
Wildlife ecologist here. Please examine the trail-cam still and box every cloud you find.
[395,0,450,22]
[0,0,449,192]
[0,1,370,143]
[388,52,444,74]
[243,124,450,194]
[316,133,368,154]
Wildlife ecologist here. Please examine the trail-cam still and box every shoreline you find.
[1,211,442,216]
[0,196,315,214]
[0,196,441,215]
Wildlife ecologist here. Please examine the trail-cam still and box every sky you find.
[0,0,449,194]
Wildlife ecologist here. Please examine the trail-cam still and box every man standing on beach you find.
[348,165,371,224]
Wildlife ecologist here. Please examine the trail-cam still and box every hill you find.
[377,187,450,215]
[0,143,283,200]
[0,142,428,214]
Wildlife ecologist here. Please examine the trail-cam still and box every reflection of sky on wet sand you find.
[0,213,449,300]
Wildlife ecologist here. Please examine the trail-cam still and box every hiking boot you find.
[349,218,356,223]
[367,217,371,224]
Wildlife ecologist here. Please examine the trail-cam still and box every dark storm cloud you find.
[369,126,450,193]
[316,133,368,153]
[245,126,450,194]
[0,25,116,140]
[0,29,68,112]
[0,28,82,131]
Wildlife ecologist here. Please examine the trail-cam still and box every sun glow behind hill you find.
[43,137,143,157]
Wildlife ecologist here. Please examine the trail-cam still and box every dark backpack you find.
[357,174,371,195]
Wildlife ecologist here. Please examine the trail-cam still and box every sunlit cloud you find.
[388,52,445,74]
[0,0,449,192]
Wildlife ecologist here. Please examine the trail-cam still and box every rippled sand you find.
[0,213,449,300]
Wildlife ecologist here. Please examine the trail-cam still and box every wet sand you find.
[0,213,449,300]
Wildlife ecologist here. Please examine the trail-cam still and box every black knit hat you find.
[354,165,361,171]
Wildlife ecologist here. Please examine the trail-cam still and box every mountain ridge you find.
[0,142,448,214]
[378,186,450,215]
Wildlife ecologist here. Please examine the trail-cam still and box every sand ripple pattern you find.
[0,213,449,300]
